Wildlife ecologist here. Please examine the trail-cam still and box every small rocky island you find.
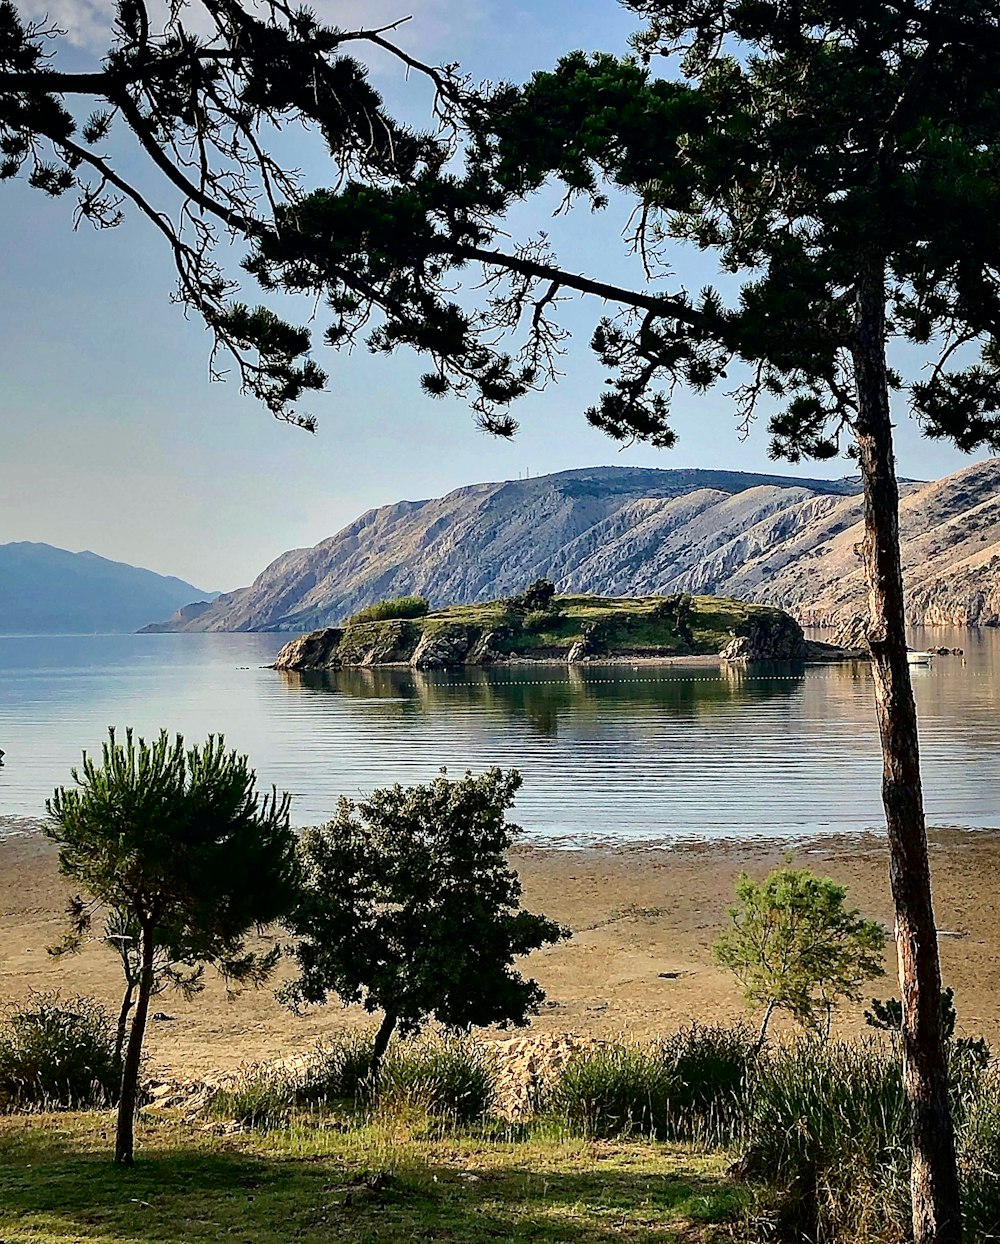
[273,584,858,672]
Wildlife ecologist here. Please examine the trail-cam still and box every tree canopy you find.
[6,0,1000,461]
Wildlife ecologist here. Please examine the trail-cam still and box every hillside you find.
[0,543,212,635]
[143,459,1000,632]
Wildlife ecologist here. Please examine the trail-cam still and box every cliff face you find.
[146,459,1000,632]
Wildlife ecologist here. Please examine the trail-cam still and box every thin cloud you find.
[16,0,488,59]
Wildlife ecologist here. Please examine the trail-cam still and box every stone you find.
[410,626,474,669]
[467,629,506,665]
[720,611,807,662]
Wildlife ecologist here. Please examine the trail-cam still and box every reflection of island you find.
[276,661,806,737]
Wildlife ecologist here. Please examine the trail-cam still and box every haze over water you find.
[0,628,997,842]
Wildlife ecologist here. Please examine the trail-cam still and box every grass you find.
[6,1027,1000,1242]
[0,1110,742,1243]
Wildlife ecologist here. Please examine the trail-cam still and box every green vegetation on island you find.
[274,585,816,672]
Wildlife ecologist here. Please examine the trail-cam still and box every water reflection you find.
[278,661,807,738]
[2,630,999,840]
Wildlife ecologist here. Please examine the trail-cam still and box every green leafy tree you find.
[505,579,559,616]
[46,727,298,1166]
[283,768,569,1080]
[714,867,886,1048]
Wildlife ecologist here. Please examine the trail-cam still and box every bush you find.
[959,1062,1000,1239]
[295,1031,376,1105]
[208,1032,379,1126]
[504,580,557,615]
[738,1038,911,1240]
[549,1044,679,1139]
[207,1065,297,1129]
[0,992,121,1111]
[654,1023,758,1145]
[346,596,430,625]
[378,1036,496,1124]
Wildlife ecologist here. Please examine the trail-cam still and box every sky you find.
[1,0,992,591]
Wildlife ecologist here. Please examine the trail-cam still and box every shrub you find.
[0,992,121,1111]
[378,1036,496,1124]
[208,1032,379,1126]
[959,1062,1000,1239]
[736,1034,1000,1240]
[207,1065,297,1129]
[346,596,430,625]
[504,580,557,616]
[295,1030,376,1105]
[549,1043,679,1139]
[654,1022,758,1145]
[737,1038,911,1240]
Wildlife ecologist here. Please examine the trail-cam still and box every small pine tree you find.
[714,865,886,1048]
[46,728,298,1166]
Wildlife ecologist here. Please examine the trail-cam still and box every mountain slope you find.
[0,543,212,634]
[144,459,1000,633]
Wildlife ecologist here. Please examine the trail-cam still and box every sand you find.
[2,823,999,1077]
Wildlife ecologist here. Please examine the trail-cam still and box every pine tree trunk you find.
[851,263,962,1244]
[114,925,154,1168]
[114,980,135,1067]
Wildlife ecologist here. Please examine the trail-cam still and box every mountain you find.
[142,459,1000,633]
[0,543,213,634]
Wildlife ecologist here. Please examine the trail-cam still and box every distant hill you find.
[0,543,213,634]
[141,458,1000,633]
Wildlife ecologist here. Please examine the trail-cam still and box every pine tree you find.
[47,728,297,1166]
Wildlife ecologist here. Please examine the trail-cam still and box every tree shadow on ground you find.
[0,1116,744,1243]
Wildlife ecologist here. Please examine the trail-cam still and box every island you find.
[273,587,859,672]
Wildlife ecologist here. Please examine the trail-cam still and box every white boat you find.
[906,650,934,665]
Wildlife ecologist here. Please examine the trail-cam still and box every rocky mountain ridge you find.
[143,460,1000,632]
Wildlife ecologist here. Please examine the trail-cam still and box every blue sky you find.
[1,0,990,590]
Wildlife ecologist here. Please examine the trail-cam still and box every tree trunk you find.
[368,1010,397,1084]
[851,263,962,1244]
[114,924,155,1168]
[754,999,777,1055]
[114,979,135,1067]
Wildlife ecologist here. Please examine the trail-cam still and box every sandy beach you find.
[2,821,999,1077]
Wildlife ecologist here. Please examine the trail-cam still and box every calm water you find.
[1,629,998,842]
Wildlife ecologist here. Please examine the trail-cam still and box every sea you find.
[1,627,998,844]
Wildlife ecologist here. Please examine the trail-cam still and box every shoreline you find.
[274,647,867,674]
[4,825,1000,1078]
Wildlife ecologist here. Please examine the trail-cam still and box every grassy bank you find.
[0,1110,738,1244]
[5,1019,1000,1243]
